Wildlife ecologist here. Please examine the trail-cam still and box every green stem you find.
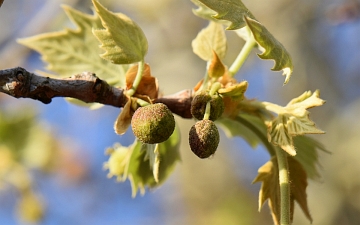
[126,60,145,96]
[209,82,221,96]
[228,31,257,77]
[203,102,211,120]
[275,147,290,225]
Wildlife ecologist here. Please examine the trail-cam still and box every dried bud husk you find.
[189,119,220,158]
[191,91,224,121]
[131,103,175,144]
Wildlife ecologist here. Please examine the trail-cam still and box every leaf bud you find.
[131,103,175,144]
[189,119,220,158]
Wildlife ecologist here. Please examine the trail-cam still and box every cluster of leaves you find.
[17,0,327,224]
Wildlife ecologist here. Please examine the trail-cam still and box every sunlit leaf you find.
[17,5,126,87]
[105,127,181,197]
[253,156,312,225]
[245,17,293,84]
[192,21,227,61]
[191,0,255,30]
[92,0,148,64]
[218,81,248,100]
[266,90,325,155]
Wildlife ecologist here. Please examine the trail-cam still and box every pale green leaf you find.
[265,90,325,155]
[92,0,148,64]
[293,135,328,179]
[253,156,312,224]
[245,17,293,84]
[192,21,227,61]
[105,126,181,197]
[191,0,255,30]
[216,113,265,148]
[17,5,126,87]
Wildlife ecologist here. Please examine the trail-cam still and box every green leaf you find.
[17,5,126,87]
[245,17,293,84]
[92,0,148,64]
[265,90,325,155]
[192,21,227,61]
[216,113,265,148]
[105,126,181,197]
[191,0,255,30]
[293,135,328,179]
[253,156,312,224]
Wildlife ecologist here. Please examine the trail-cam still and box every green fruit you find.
[189,119,220,158]
[191,91,224,121]
[131,103,175,144]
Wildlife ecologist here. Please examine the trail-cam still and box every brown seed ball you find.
[191,91,224,121]
[189,119,220,158]
[131,103,175,144]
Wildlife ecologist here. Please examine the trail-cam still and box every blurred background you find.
[0,0,360,224]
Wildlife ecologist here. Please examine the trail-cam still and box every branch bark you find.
[0,67,193,118]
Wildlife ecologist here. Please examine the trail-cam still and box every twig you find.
[0,67,193,118]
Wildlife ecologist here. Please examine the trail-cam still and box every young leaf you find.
[253,156,312,225]
[191,0,256,30]
[192,21,227,61]
[105,127,180,197]
[245,17,294,84]
[266,90,325,155]
[208,51,226,78]
[92,0,148,64]
[17,5,126,87]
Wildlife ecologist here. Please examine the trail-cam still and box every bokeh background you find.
[1,0,360,224]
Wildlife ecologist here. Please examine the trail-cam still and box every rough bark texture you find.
[0,67,193,118]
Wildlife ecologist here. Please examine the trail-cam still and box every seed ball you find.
[191,91,224,121]
[131,103,175,144]
[189,119,220,158]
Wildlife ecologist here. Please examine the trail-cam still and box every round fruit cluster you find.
[131,103,175,144]
[189,91,224,159]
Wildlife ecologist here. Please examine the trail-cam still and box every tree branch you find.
[0,67,193,118]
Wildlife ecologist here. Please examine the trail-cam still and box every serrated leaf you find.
[92,0,148,64]
[245,17,293,84]
[17,5,126,87]
[192,21,227,61]
[266,90,325,155]
[105,126,180,197]
[192,0,255,30]
[253,156,312,225]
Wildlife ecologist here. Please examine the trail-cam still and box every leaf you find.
[207,50,226,79]
[192,21,227,61]
[218,81,248,100]
[105,126,181,197]
[125,63,158,100]
[17,5,126,87]
[192,0,256,30]
[293,135,329,179]
[266,90,325,155]
[253,156,312,225]
[244,17,294,84]
[92,0,148,64]
[216,114,265,148]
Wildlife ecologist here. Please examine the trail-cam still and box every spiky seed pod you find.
[189,119,220,158]
[131,103,175,144]
[191,91,224,121]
